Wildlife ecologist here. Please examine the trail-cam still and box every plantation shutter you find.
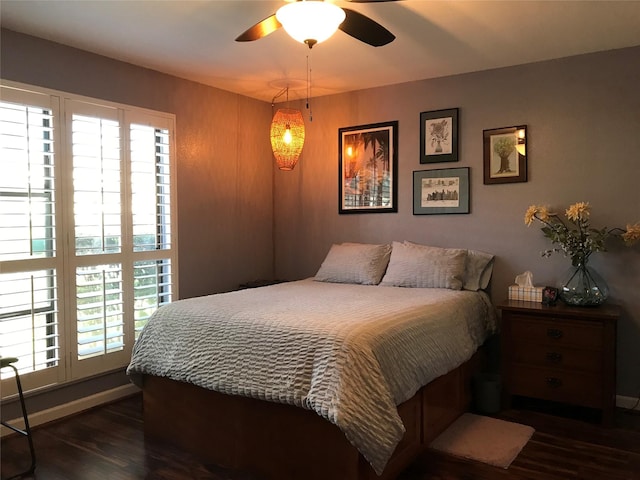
[129,119,174,340]
[0,88,65,394]
[1,81,177,392]
[68,104,177,379]
[65,99,127,378]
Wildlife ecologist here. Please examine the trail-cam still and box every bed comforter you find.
[127,279,496,474]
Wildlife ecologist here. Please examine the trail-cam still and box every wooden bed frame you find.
[142,348,484,480]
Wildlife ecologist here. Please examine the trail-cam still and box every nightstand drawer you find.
[510,315,603,349]
[511,344,603,372]
[509,364,603,408]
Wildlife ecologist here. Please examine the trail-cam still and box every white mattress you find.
[127,278,496,474]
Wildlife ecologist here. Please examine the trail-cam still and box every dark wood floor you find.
[2,394,639,480]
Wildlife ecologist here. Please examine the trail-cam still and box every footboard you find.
[142,350,482,480]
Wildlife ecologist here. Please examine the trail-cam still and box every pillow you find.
[314,242,391,285]
[463,250,495,291]
[380,241,467,290]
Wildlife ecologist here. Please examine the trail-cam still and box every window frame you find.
[0,80,178,395]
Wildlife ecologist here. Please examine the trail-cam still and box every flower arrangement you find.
[524,201,640,266]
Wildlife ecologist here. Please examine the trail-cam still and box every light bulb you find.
[283,127,292,145]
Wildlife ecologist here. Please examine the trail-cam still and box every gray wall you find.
[274,46,640,398]
[2,28,639,414]
[1,29,275,299]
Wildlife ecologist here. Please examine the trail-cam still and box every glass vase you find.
[558,263,609,306]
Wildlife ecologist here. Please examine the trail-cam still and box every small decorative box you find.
[508,285,544,303]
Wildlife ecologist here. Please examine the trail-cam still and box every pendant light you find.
[270,87,305,171]
[275,0,346,49]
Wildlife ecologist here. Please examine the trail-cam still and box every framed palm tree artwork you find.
[339,121,398,214]
[420,108,459,163]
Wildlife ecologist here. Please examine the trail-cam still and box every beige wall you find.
[2,28,639,407]
[274,46,640,397]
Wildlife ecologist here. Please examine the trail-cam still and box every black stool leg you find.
[1,364,36,479]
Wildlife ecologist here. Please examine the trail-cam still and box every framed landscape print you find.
[420,108,459,163]
[413,167,470,215]
[339,121,398,214]
[483,125,527,184]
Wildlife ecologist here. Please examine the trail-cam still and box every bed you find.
[127,241,496,479]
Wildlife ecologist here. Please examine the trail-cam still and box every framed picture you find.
[420,108,459,163]
[413,167,470,215]
[483,125,527,184]
[542,286,559,306]
[339,121,398,214]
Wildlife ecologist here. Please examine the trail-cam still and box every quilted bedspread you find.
[126,279,496,474]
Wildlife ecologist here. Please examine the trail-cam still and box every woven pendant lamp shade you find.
[270,108,305,171]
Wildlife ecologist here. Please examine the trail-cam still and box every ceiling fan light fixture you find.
[276,1,346,48]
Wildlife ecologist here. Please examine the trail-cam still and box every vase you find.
[558,263,609,306]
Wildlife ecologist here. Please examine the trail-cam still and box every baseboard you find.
[1,383,140,438]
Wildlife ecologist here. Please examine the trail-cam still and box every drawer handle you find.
[545,377,563,388]
[547,328,563,339]
[545,352,563,363]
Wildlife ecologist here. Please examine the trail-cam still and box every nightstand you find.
[499,299,619,425]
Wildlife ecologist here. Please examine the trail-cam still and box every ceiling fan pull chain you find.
[307,54,313,122]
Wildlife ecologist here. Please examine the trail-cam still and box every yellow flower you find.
[622,223,640,246]
[525,205,551,226]
[524,205,538,226]
[537,206,550,222]
[566,202,590,222]
[525,202,639,264]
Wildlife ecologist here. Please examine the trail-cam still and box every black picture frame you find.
[483,125,527,184]
[542,286,559,306]
[413,167,470,215]
[420,108,459,164]
[338,121,398,214]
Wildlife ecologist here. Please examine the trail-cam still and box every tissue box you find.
[508,285,544,302]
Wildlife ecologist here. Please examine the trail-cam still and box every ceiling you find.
[2,1,640,103]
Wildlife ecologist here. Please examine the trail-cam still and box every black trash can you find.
[473,373,501,415]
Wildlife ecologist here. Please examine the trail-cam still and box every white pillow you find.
[463,250,495,291]
[380,241,467,290]
[315,243,392,285]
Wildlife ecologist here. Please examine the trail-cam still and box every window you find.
[0,82,177,394]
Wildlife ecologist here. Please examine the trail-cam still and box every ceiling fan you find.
[235,0,400,49]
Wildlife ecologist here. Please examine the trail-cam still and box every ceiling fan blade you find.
[235,14,281,42]
[339,8,395,47]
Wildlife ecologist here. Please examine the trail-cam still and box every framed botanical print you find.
[338,121,398,214]
[420,108,459,163]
